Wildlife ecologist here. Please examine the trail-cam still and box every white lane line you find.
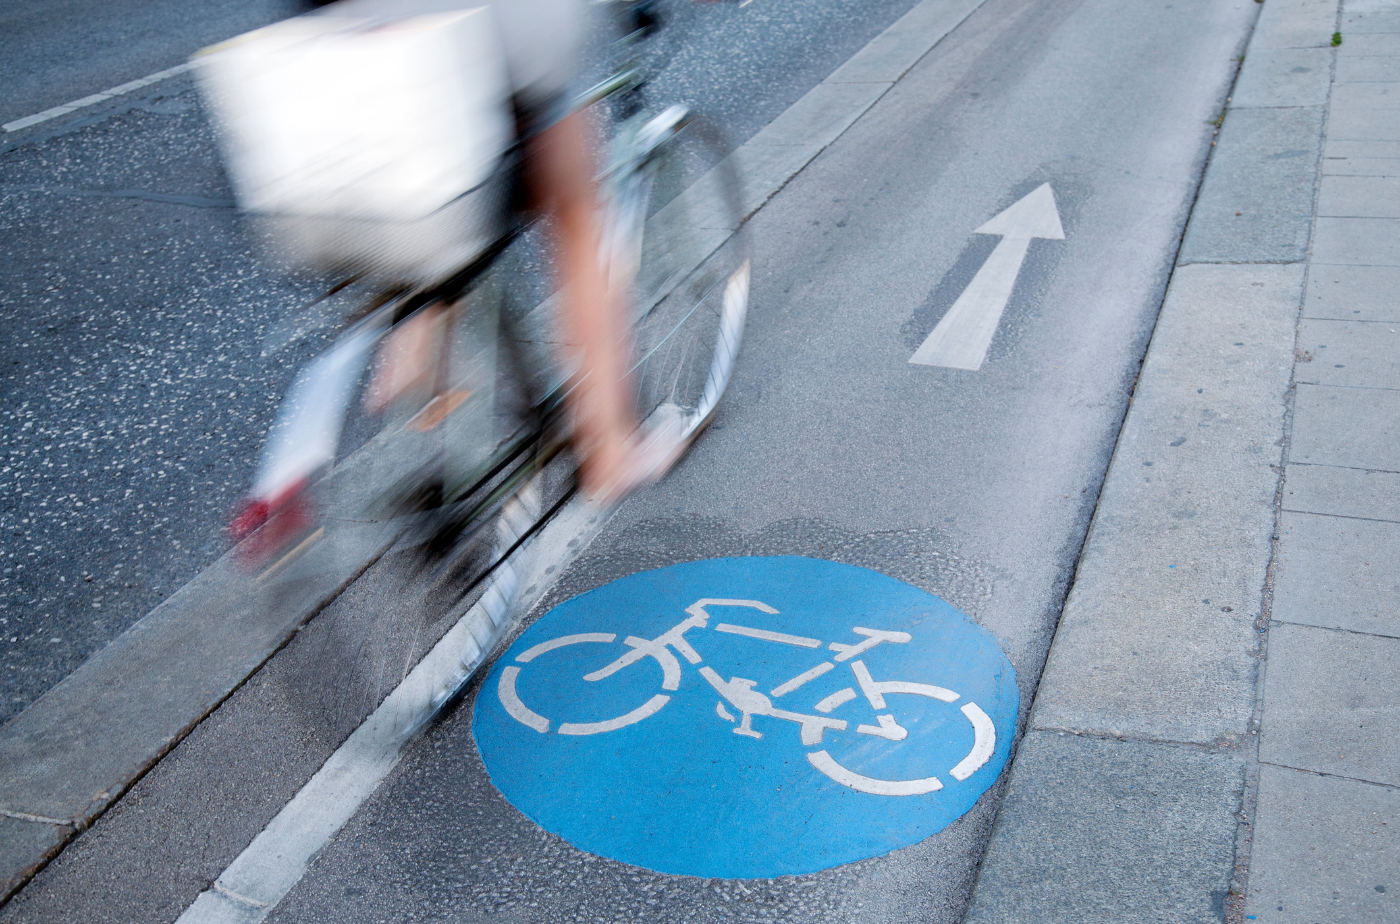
[3,62,194,133]
[714,623,823,648]
[176,495,611,924]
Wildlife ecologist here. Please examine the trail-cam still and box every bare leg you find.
[528,112,641,501]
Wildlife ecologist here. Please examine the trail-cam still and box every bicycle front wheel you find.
[624,112,750,444]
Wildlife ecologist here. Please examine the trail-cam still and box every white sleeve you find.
[488,0,584,107]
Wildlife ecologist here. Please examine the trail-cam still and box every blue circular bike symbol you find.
[473,556,1018,878]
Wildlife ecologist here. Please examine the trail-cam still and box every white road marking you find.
[558,693,671,736]
[698,666,848,745]
[909,183,1064,370]
[3,62,194,133]
[814,687,857,713]
[683,598,778,621]
[850,659,959,709]
[499,667,550,733]
[856,713,909,741]
[517,632,617,663]
[807,750,943,796]
[828,627,912,662]
[770,661,834,697]
[714,623,822,648]
[584,617,702,682]
[949,702,996,781]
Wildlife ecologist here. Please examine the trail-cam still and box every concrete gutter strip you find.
[0,508,397,900]
[176,496,613,924]
[732,0,986,219]
[0,0,991,904]
[964,0,1331,920]
[1027,264,1300,746]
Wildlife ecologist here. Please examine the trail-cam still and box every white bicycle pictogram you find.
[497,599,997,796]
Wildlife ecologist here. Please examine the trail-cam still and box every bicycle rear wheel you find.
[624,111,750,444]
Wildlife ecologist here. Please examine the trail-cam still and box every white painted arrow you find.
[909,183,1064,370]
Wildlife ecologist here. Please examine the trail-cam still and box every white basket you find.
[196,7,513,282]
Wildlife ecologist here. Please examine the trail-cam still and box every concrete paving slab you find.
[825,0,984,83]
[1322,154,1400,173]
[1332,78,1400,106]
[0,817,66,901]
[1283,462,1400,521]
[1232,47,1336,107]
[1336,53,1400,81]
[1318,172,1400,216]
[1259,622,1400,783]
[733,141,827,215]
[1325,135,1400,157]
[1326,104,1400,139]
[1312,215,1400,263]
[1290,382,1400,470]
[1295,317,1400,387]
[749,81,891,155]
[1272,510,1400,636]
[1178,107,1324,263]
[963,732,1244,924]
[1252,0,1343,49]
[1336,30,1400,53]
[1245,764,1399,923]
[1030,264,1298,743]
[1304,262,1400,320]
[1343,9,1400,32]
[721,0,991,219]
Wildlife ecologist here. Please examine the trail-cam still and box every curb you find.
[962,0,1337,919]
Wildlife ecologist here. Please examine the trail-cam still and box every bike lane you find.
[246,0,1259,920]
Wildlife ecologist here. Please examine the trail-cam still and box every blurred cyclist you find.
[315,0,674,503]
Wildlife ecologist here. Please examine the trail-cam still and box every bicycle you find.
[202,0,751,733]
[219,4,745,576]
[495,598,998,796]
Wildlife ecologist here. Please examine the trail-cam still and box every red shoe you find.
[229,479,314,569]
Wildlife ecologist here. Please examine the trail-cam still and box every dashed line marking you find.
[3,62,194,133]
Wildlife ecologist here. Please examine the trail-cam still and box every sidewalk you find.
[965,0,1398,920]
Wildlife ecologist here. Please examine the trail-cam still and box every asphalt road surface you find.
[0,0,931,726]
[0,0,1259,920]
